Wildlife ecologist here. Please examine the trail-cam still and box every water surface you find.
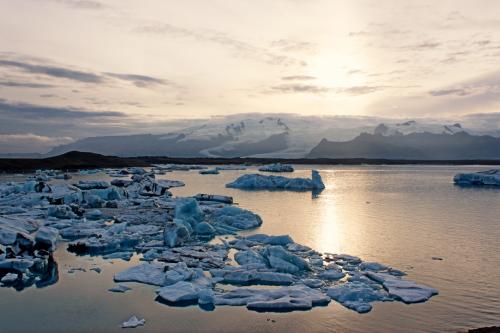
[1,165,499,332]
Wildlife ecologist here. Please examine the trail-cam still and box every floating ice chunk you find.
[108,284,132,293]
[245,234,294,246]
[311,170,325,190]
[211,267,294,285]
[327,281,391,313]
[258,163,294,173]
[366,272,438,303]
[0,259,35,273]
[198,288,215,305]
[128,167,147,175]
[163,222,190,248]
[215,165,247,171]
[359,262,389,272]
[195,222,216,236]
[114,263,167,286]
[262,246,310,274]
[103,252,134,261]
[175,198,204,227]
[208,206,262,231]
[74,181,110,190]
[300,279,324,288]
[194,194,233,204]
[156,281,201,303]
[319,269,345,280]
[35,227,59,251]
[454,169,500,186]
[1,272,18,284]
[234,250,266,266]
[215,285,330,312]
[199,168,219,175]
[47,205,77,219]
[164,262,195,286]
[122,315,145,328]
[226,170,325,191]
[0,220,33,246]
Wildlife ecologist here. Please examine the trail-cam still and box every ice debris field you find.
[0,165,439,327]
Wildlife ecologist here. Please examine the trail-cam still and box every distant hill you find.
[2,150,500,172]
[308,132,500,160]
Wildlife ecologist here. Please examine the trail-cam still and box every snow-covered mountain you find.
[47,114,500,158]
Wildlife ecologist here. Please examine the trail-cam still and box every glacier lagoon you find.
[0,165,499,332]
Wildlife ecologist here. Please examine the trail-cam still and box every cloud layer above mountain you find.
[1,0,500,152]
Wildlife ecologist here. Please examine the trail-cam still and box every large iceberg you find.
[454,169,500,186]
[226,170,325,191]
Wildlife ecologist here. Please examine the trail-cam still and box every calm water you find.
[0,165,499,332]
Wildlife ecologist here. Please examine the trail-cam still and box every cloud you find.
[281,75,316,81]
[0,59,104,83]
[0,80,55,88]
[51,0,104,10]
[0,99,125,119]
[0,56,174,90]
[104,73,168,87]
[404,41,441,50]
[0,133,74,153]
[429,88,470,97]
[270,39,316,53]
[428,71,500,97]
[134,23,306,67]
[348,31,371,37]
[338,86,388,95]
[268,84,329,94]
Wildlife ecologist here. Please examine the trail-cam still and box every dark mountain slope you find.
[308,132,500,159]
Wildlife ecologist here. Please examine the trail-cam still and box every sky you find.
[1,0,500,152]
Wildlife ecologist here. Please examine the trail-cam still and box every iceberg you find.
[453,169,500,186]
[226,170,325,191]
[258,163,294,173]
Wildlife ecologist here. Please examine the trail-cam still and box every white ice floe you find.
[199,168,219,175]
[258,163,294,173]
[214,285,330,311]
[366,272,438,303]
[226,170,325,191]
[1,273,18,284]
[454,169,500,186]
[122,315,145,328]
[108,284,132,293]
[114,263,167,286]
[327,281,391,313]
[156,281,203,303]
